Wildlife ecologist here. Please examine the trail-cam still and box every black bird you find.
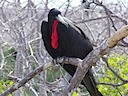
[41,8,102,96]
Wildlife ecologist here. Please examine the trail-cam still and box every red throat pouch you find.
[51,20,59,49]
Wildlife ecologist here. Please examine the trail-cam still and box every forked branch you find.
[62,25,128,96]
[1,25,128,96]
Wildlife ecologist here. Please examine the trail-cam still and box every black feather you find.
[41,8,102,96]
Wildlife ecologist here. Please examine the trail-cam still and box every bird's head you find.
[48,8,61,20]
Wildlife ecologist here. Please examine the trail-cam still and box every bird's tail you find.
[81,70,102,96]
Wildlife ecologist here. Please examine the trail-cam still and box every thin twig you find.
[97,81,128,87]
[102,57,127,82]
[61,25,128,96]
[0,63,52,96]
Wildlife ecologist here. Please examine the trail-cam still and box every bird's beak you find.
[56,14,66,24]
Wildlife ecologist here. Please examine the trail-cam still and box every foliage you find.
[72,91,79,96]
[47,68,62,82]
[72,88,81,96]
[98,54,128,96]
[0,48,15,80]
[0,80,14,95]
[2,47,128,96]
[0,48,15,95]
[46,67,66,82]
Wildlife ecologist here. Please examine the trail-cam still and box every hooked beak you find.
[56,14,67,25]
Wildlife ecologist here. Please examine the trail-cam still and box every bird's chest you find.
[46,33,64,57]
[52,40,64,57]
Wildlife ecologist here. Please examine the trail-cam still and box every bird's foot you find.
[52,57,69,66]
[58,56,70,66]
[52,58,58,65]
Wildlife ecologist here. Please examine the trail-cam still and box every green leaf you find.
[72,91,78,96]
[9,81,14,86]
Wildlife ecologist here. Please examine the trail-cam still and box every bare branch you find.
[107,25,128,47]
[75,15,127,24]
[8,76,38,96]
[61,25,128,96]
[0,62,52,96]
[97,82,128,87]
[1,24,128,96]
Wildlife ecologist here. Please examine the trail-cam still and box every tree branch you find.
[61,25,128,96]
[1,25,128,96]
[0,63,52,96]
[107,25,128,48]
[97,81,128,87]
[8,76,38,96]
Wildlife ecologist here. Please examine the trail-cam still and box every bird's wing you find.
[41,21,55,58]
[41,21,48,41]
[57,15,88,40]
[55,15,92,58]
